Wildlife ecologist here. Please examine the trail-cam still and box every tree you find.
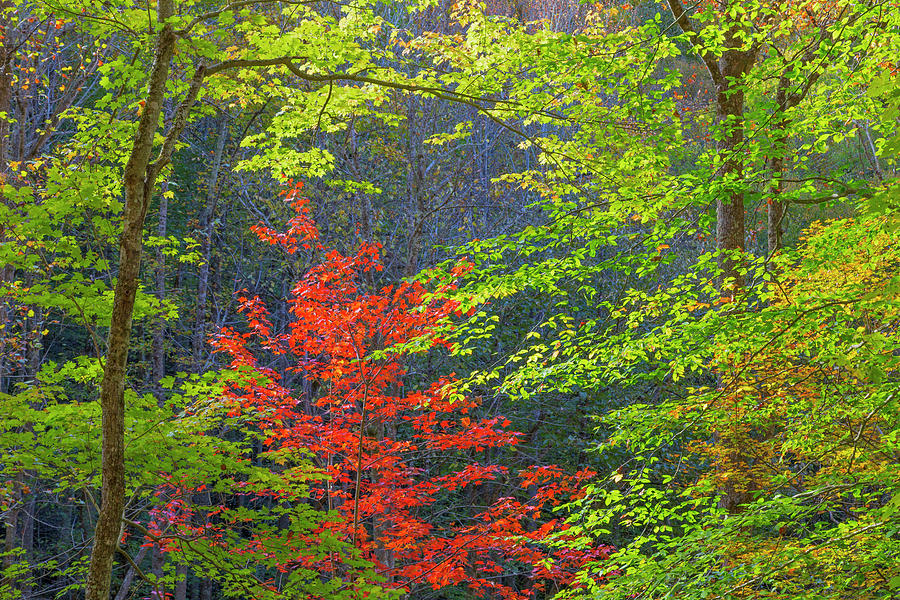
[665,0,757,287]
[205,183,609,599]
[560,192,900,598]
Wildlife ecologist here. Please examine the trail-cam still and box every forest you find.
[1,0,898,598]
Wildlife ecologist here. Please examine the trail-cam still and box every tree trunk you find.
[665,0,755,292]
[2,473,21,592]
[856,119,884,182]
[192,115,228,368]
[112,546,148,600]
[85,1,183,596]
[0,4,12,175]
[0,264,13,396]
[21,489,34,597]
[0,3,15,397]
[404,97,427,279]
[666,0,757,513]
[767,63,822,257]
[151,546,164,600]
[713,37,756,510]
[713,28,755,292]
[767,158,785,257]
[348,122,375,250]
[152,184,169,401]
[199,578,212,600]
[173,563,188,600]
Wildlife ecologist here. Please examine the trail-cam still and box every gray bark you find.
[767,155,786,256]
[152,184,169,400]
[112,546,148,600]
[856,119,884,182]
[192,116,228,368]
[199,578,212,600]
[2,473,21,591]
[0,2,12,173]
[20,491,34,597]
[404,97,427,279]
[151,546,164,600]
[173,563,188,600]
[0,4,15,397]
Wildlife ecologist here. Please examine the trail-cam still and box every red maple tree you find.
[161,183,609,599]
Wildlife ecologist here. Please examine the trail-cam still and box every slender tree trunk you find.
[348,122,374,248]
[0,5,12,175]
[25,303,42,380]
[18,285,40,597]
[856,119,884,182]
[152,184,169,400]
[473,113,491,236]
[0,264,14,396]
[0,3,15,398]
[2,500,15,559]
[192,116,228,368]
[767,64,822,257]
[767,157,785,256]
[713,30,755,292]
[21,493,33,597]
[764,86,788,262]
[151,546,164,600]
[404,98,427,279]
[2,277,40,589]
[173,563,188,600]
[191,124,234,599]
[112,546,147,600]
[190,573,201,600]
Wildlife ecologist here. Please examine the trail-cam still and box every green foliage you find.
[0,549,31,600]
[2,0,899,598]
[427,2,900,598]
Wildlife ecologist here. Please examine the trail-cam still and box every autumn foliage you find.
[140,184,608,599]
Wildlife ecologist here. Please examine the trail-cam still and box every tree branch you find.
[663,0,724,89]
[174,0,318,37]
[147,65,207,187]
